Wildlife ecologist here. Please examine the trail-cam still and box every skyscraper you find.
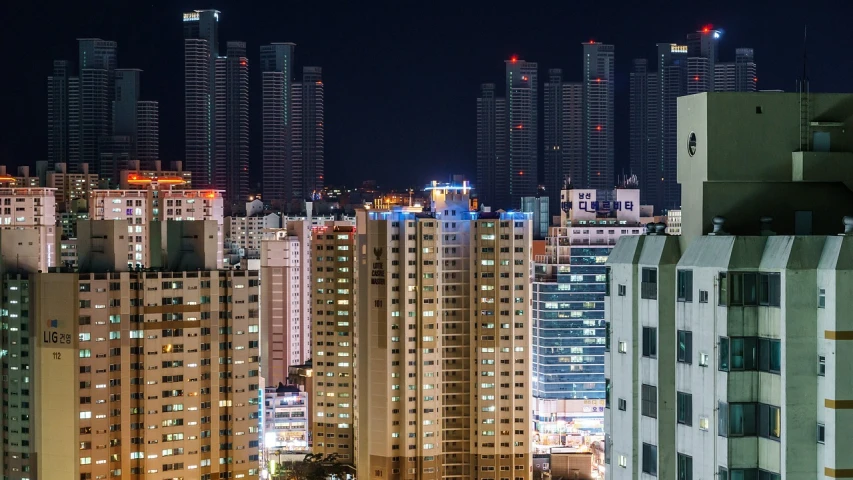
[582,42,615,190]
[655,43,687,211]
[630,28,756,212]
[715,47,758,92]
[291,66,324,201]
[544,69,564,214]
[47,60,70,169]
[506,57,538,207]
[75,38,117,175]
[686,26,720,94]
[476,83,508,209]
[629,59,653,204]
[544,69,583,216]
[214,41,250,211]
[137,100,159,164]
[260,43,296,207]
[183,9,220,189]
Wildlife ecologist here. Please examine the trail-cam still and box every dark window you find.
[718,272,728,306]
[817,423,825,443]
[642,443,657,476]
[719,467,728,480]
[677,453,693,480]
[642,327,657,358]
[641,268,657,300]
[677,270,693,302]
[818,288,826,309]
[818,356,826,376]
[729,403,757,436]
[677,392,693,426]
[641,384,657,419]
[729,272,780,307]
[699,290,709,303]
[719,337,730,371]
[730,337,757,370]
[758,404,781,440]
[758,338,782,374]
[605,378,611,408]
[604,266,611,296]
[677,330,693,364]
[605,322,611,352]
[618,284,626,296]
[759,273,781,306]
[618,398,627,411]
[718,402,728,437]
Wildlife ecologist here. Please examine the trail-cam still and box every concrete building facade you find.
[604,91,853,480]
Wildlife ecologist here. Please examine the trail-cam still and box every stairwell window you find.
[677,270,693,302]
[641,384,657,419]
[641,268,657,300]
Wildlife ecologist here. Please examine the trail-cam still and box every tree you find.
[281,453,350,480]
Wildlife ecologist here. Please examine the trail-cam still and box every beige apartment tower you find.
[354,183,532,480]
[2,220,261,480]
[311,223,357,464]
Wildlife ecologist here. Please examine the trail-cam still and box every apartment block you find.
[604,92,853,480]
[354,182,532,480]
[89,188,224,268]
[1,219,261,480]
[46,162,99,207]
[259,222,312,386]
[0,186,57,271]
[311,223,356,463]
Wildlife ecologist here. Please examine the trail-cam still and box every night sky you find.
[1,0,849,190]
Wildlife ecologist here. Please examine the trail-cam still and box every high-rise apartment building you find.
[631,30,756,213]
[137,100,160,165]
[261,43,296,207]
[476,83,508,210]
[184,9,220,189]
[214,41,250,212]
[605,91,853,480]
[0,186,57,271]
[506,57,538,207]
[48,60,71,169]
[354,182,532,480]
[310,222,357,464]
[74,38,117,175]
[543,69,582,216]
[581,42,615,191]
[531,187,644,449]
[686,26,720,94]
[46,162,99,207]
[715,48,758,93]
[0,220,261,480]
[629,59,653,205]
[89,187,225,268]
[291,67,325,201]
[259,222,312,386]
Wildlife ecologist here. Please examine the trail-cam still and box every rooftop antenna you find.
[798,25,810,152]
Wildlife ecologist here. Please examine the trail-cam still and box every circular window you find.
[687,132,697,156]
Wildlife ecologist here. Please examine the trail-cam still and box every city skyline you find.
[5,1,843,190]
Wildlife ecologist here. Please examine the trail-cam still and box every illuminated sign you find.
[43,319,72,345]
[183,12,199,21]
[561,194,634,213]
[670,44,688,53]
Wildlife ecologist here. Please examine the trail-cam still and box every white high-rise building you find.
[605,91,853,480]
